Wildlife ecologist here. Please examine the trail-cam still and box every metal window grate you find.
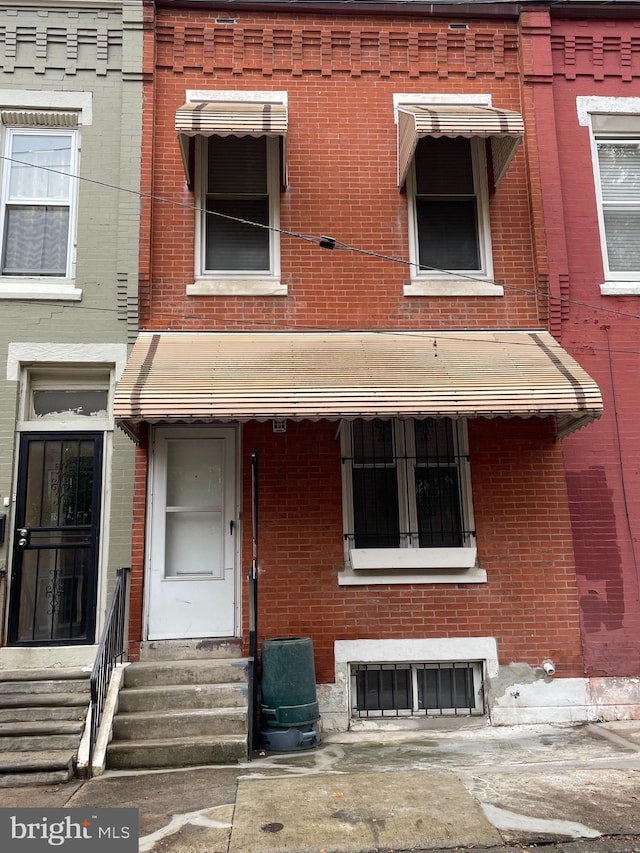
[352,662,485,718]
[344,418,475,550]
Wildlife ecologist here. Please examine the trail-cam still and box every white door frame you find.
[144,424,241,640]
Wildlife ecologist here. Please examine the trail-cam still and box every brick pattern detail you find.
[155,19,519,78]
[0,11,123,75]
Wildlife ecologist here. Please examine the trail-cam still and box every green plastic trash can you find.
[260,637,320,748]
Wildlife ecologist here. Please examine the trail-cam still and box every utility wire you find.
[3,153,640,325]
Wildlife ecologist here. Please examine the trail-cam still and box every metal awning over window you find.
[114,331,602,442]
[176,99,288,187]
[397,104,524,189]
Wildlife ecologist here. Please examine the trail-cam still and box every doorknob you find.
[17,528,28,548]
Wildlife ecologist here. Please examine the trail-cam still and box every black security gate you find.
[8,433,103,645]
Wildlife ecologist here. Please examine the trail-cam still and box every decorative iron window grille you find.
[352,662,485,718]
[343,418,475,550]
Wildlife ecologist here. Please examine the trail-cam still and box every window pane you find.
[417,198,479,270]
[417,666,475,710]
[208,136,267,194]
[9,133,72,201]
[353,468,400,548]
[205,198,269,270]
[415,137,474,195]
[2,205,69,275]
[166,438,223,507]
[603,209,640,271]
[415,418,456,461]
[597,142,640,203]
[415,467,463,547]
[355,667,411,711]
[165,511,222,577]
[33,390,108,419]
[352,419,394,463]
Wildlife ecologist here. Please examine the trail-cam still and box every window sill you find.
[188,278,287,297]
[404,279,504,297]
[0,278,81,301]
[600,281,640,296]
[338,546,485,585]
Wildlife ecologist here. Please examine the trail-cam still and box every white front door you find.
[147,427,237,639]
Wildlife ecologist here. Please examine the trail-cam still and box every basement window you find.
[352,661,485,718]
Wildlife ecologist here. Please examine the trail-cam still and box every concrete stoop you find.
[106,651,249,771]
[0,668,90,787]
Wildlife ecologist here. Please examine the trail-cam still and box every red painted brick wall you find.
[527,11,640,676]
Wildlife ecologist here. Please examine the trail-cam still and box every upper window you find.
[593,135,640,282]
[1,128,77,278]
[340,418,479,581]
[200,134,278,275]
[395,96,523,297]
[578,101,640,294]
[409,136,489,278]
[0,91,90,301]
[176,91,287,296]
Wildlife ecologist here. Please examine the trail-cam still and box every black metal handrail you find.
[88,566,130,776]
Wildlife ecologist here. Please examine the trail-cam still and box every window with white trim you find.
[592,124,640,283]
[1,127,77,278]
[341,418,477,576]
[408,136,492,281]
[198,134,279,275]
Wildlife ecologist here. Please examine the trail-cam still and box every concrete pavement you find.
[0,720,638,852]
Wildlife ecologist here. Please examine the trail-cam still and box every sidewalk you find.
[0,720,639,852]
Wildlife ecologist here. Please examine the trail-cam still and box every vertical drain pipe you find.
[247,448,260,754]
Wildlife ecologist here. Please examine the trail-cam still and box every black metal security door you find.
[8,433,103,645]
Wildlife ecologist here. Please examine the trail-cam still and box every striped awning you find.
[176,99,288,186]
[1,111,79,128]
[397,104,524,188]
[114,331,602,442]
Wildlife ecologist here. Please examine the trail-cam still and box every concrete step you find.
[117,682,247,712]
[0,679,90,696]
[0,720,84,737]
[0,691,89,710]
[139,639,243,661]
[123,658,248,688]
[113,708,247,740]
[0,706,86,724]
[0,769,73,788]
[0,668,89,683]
[106,735,247,770]
[0,733,81,752]
[0,749,75,781]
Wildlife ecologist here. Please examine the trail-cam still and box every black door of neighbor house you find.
[8,433,102,645]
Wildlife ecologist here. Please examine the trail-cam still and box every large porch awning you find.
[397,104,524,189]
[114,331,602,442]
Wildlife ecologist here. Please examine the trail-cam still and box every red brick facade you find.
[129,5,588,693]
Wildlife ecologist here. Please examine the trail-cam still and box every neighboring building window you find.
[203,135,273,273]
[1,128,77,278]
[593,136,640,281]
[341,418,475,562]
[410,136,488,277]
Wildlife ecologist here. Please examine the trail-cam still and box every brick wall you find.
[233,417,582,683]
[141,10,541,333]
[529,11,640,676]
